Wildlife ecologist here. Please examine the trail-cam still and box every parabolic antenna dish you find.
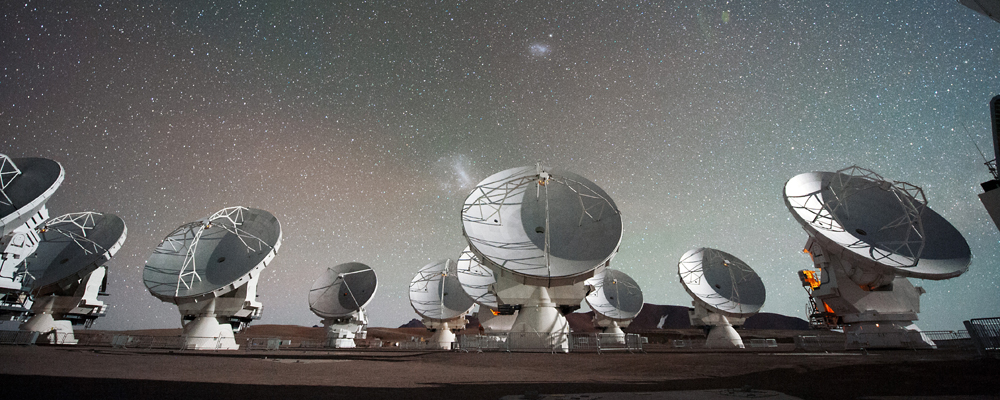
[26,212,126,296]
[678,248,765,318]
[308,262,377,318]
[0,155,64,236]
[783,167,971,279]
[456,246,498,309]
[409,259,474,321]
[461,165,622,282]
[143,207,281,302]
[584,269,643,320]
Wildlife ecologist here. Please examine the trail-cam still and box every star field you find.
[2,1,998,331]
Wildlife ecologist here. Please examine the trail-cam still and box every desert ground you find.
[1,325,999,399]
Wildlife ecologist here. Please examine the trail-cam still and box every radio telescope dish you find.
[678,248,765,318]
[410,259,475,321]
[19,212,126,344]
[584,268,643,343]
[585,269,644,321]
[308,262,377,348]
[0,155,64,237]
[26,212,126,295]
[461,164,622,283]
[143,206,281,350]
[678,248,765,349]
[144,207,281,301]
[409,259,474,349]
[456,246,498,309]
[309,262,377,317]
[784,167,970,280]
[784,166,971,349]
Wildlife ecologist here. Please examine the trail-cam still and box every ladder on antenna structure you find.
[804,290,838,329]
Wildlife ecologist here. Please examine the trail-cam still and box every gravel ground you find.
[1,344,998,399]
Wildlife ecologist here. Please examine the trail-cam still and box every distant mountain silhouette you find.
[398,319,425,328]
[626,304,694,330]
[743,312,810,330]
[402,303,810,331]
[566,303,809,332]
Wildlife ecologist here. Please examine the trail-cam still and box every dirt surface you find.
[2,343,998,400]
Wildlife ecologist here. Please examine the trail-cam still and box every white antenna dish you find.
[461,165,622,284]
[456,246,498,309]
[25,212,127,295]
[585,269,644,321]
[409,259,474,349]
[19,212,126,344]
[0,155,64,312]
[678,248,765,317]
[784,166,971,349]
[584,268,643,342]
[0,155,64,237]
[143,206,282,350]
[308,262,377,348]
[461,164,623,352]
[785,167,970,280]
[678,247,765,349]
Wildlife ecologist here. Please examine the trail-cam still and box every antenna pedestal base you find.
[804,237,936,349]
[705,323,745,349]
[844,321,936,349]
[508,286,570,352]
[599,320,626,345]
[686,306,745,348]
[428,328,457,350]
[806,237,923,321]
[423,317,466,350]
[20,313,77,344]
[979,187,1000,232]
[477,310,517,332]
[322,312,368,348]
[20,269,109,344]
[182,316,239,350]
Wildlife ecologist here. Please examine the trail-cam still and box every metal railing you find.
[0,330,38,345]
[794,335,846,351]
[748,338,779,348]
[965,318,1000,358]
[455,332,644,353]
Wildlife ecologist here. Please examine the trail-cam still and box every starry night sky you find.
[3,1,998,331]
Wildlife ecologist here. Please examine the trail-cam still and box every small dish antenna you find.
[784,167,971,349]
[678,247,765,349]
[456,246,498,309]
[461,164,623,351]
[19,212,126,344]
[308,262,377,348]
[584,268,643,343]
[0,155,64,316]
[143,206,281,350]
[409,259,474,349]
[456,246,516,332]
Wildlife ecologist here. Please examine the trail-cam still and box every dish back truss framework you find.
[784,166,970,349]
[20,212,126,344]
[461,164,623,352]
[678,247,765,349]
[144,206,281,350]
[308,262,377,348]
